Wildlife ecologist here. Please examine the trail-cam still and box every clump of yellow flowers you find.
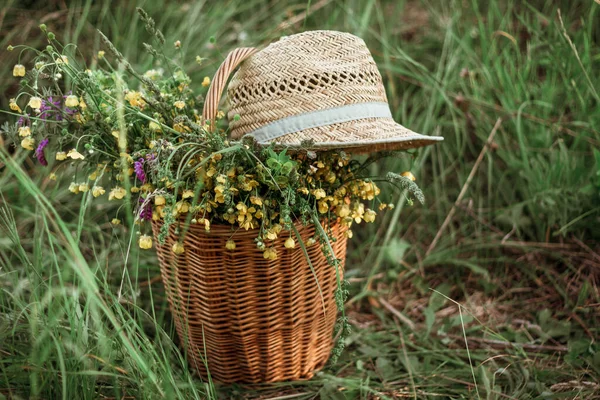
[4,21,425,260]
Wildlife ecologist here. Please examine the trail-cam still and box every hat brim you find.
[263,117,443,154]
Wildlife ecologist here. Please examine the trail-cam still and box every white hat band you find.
[246,102,392,144]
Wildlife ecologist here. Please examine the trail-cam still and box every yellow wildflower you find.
[202,76,210,87]
[28,96,42,110]
[74,113,86,124]
[173,123,189,133]
[297,187,309,195]
[225,240,236,250]
[263,247,277,260]
[97,50,105,59]
[172,242,185,255]
[79,98,87,109]
[68,182,80,194]
[364,209,376,223]
[48,173,57,181]
[326,171,336,184]
[318,200,329,214]
[198,218,210,231]
[18,126,31,137]
[182,190,194,199]
[92,186,105,197]
[241,179,259,191]
[361,181,380,200]
[139,235,153,249]
[56,152,67,160]
[56,55,69,65]
[130,186,140,193]
[284,237,296,249]
[306,237,316,246]
[352,203,365,223]
[67,149,85,160]
[111,218,121,225]
[265,224,282,240]
[9,98,21,112]
[313,188,326,200]
[345,230,353,239]
[214,185,226,203]
[336,204,351,218]
[78,183,90,192]
[266,230,277,241]
[65,95,79,107]
[108,186,126,200]
[250,196,263,206]
[236,202,248,213]
[20,137,35,150]
[125,91,146,108]
[175,201,190,214]
[155,195,166,205]
[173,100,185,109]
[149,121,161,132]
[13,64,25,77]
[216,110,225,119]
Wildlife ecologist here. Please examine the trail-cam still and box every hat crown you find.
[227,30,388,139]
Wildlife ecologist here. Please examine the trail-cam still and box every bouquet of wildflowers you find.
[4,18,423,256]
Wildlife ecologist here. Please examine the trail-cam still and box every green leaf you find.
[356,359,365,371]
[429,283,451,311]
[266,158,280,169]
[478,365,492,397]
[424,307,435,337]
[384,238,410,263]
[538,308,552,326]
[568,339,590,357]
[275,176,289,186]
[281,161,294,175]
[376,357,395,380]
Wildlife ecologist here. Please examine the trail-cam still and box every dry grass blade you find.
[426,118,503,256]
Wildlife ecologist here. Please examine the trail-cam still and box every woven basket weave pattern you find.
[152,220,348,383]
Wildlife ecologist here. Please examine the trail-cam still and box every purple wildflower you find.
[17,114,30,127]
[35,138,49,166]
[134,158,146,183]
[39,97,62,121]
[138,197,153,221]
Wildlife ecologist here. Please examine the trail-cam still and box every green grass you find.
[1,0,599,398]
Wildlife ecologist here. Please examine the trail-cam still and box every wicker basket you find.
[152,220,347,383]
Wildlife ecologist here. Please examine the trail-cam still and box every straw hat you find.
[203,30,443,153]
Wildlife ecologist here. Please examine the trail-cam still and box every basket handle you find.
[202,47,258,130]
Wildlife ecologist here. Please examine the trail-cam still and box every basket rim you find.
[151,217,343,237]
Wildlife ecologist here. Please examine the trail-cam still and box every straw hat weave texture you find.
[219,30,443,152]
